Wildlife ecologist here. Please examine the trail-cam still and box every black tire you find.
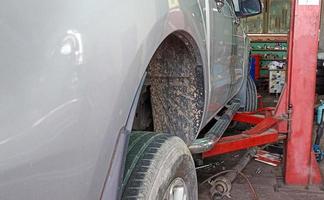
[245,75,258,112]
[229,76,257,129]
[122,132,198,200]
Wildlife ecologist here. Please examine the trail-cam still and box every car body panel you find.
[207,0,233,118]
[205,0,247,121]
[0,0,207,199]
[0,0,250,199]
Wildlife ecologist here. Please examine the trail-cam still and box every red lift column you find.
[284,0,322,185]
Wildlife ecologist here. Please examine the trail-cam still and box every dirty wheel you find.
[122,132,198,200]
[229,75,258,130]
[245,75,258,112]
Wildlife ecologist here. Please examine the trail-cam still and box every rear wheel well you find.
[132,31,205,145]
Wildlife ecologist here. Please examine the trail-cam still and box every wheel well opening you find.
[132,31,205,144]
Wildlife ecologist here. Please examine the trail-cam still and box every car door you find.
[228,0,246,97]
[207,0,235,119]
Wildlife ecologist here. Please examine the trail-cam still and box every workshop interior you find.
[2,0,324,200]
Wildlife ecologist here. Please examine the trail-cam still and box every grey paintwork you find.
[0,0,250,199]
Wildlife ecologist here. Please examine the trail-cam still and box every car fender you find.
[100,2,209,200]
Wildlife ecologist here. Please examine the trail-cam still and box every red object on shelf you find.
[255,150,281,167]
[251,54,262,80]
[257,94,264,109]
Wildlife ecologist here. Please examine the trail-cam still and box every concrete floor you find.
[197,94,324,200]
[198,156,324,200]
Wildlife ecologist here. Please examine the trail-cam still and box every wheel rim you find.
[163,178,188,200]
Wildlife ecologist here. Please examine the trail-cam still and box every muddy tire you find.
[245,75,258,112]
[122,132,198,200]
[148,34,204,145]
[229,76,257,130]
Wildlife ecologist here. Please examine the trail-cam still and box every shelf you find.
[248,34,288,42]
[261,59,287,61]
[260,67,286,70]
[269,69,286,71]
[252,49,287,52]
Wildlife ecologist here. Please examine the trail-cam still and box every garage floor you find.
[197,94,324,200]
[198,154,324,200]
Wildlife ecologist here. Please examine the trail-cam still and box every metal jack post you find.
[283,0,323,185]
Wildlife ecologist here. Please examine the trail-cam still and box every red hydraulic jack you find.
[203,0,323,186]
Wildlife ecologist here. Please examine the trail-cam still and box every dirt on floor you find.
[198,157,324,200]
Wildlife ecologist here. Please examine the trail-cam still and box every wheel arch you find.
[133,30,206,142]
[100,6,208,199]
[100,30,206,200]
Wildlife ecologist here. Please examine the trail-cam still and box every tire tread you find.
[122,132,196,200]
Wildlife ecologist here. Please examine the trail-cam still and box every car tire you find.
[245,75,258,112]
[122,132,198,200]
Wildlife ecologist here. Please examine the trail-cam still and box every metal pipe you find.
[209,148,257,199]
[189,100,240,154]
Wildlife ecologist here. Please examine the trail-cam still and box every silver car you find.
[0,0,261,199]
